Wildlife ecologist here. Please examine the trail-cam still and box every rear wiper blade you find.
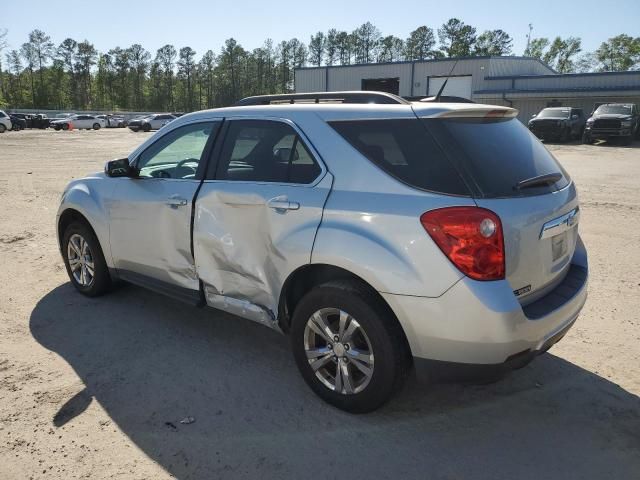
[515,172,563,190]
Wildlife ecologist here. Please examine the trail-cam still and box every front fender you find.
[57,175,116,268]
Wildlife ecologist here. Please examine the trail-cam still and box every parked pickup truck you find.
[57,92,589,412]
[583,103,639,145]
[528,107,586,142]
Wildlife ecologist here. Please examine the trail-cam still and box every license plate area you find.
[551,232,568,261]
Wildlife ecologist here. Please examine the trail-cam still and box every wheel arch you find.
[57,208,99,252]
[277,263,412,356]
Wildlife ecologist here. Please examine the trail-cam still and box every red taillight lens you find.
[420,207,505,281]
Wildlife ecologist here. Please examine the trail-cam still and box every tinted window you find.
[136,122,218,179]
[329,119,470,195]
[216,120,321,184]
[538,108,570,118]
[423,117,569,198]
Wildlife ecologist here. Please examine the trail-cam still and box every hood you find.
[531,116,567,122]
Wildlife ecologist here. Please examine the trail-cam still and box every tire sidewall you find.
[291,283,405,412]
[62,222,111,296]
[93,123,101,130]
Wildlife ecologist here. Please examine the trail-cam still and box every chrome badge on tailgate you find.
[540,207,580,240]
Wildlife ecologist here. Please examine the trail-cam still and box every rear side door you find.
[109,119,221,292]
[193,118,332,323]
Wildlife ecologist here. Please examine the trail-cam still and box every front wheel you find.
[93,123,101,130]
[62,222,111,296]
[582,132,593,144]
[142,123,151,132]
[291,281,410,413]
[0,124,6,133]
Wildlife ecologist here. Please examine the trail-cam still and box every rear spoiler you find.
[417,106,519,119]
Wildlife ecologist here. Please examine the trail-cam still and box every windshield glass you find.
[537,108,570,118]
[595,105,632,115]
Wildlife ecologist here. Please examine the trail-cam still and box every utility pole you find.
[525,24,533,55]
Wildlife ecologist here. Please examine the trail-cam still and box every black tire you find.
[582,132,593,144]
[142,123,151,132]
[290,280,411,413]
[93,123,101,130]
[622,135,633,146]
[0,124,6,133]
[62,123,69,131]
[560,127,570,142]
[62,221,111,297]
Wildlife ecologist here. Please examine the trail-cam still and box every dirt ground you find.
[0,128,639,480]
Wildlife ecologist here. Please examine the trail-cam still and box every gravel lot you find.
[1,128,639,479]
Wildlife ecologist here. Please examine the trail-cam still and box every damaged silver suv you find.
[57,92,588,412]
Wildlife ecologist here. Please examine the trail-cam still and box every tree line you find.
[0,21,638,112]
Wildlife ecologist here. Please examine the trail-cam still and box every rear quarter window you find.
[328,119,470,196]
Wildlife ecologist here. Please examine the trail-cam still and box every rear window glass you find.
[423,117,569,198]
[328,119,470,196]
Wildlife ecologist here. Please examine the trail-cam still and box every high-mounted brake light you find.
[420,207,505,281]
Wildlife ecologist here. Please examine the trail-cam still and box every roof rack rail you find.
[234,91,410,106]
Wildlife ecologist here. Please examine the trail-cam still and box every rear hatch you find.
[413,105,579,304]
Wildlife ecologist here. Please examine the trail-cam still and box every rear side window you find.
[423,117,569,198]
[329,119,470,195]
[215,120,321,184]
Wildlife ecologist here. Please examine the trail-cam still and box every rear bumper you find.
[383,236,588,366]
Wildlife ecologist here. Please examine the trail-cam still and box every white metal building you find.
[295,56,640,122]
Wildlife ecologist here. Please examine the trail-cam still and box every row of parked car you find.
[528,103,640,145]
[0,111,129,132]
[0,110,186,134]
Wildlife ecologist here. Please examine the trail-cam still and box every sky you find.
[3,0,640,60]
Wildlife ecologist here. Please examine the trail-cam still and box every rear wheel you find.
[93,123,101,130]
[582,132,593,144]
[62,222,111,296]
[560,128,570,142]
[0,124,6,133]
[142,123,151,132]
[291,280,410,413]
[62,123,69,131]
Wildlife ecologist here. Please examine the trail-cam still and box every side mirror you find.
[571,114,578,119]
[105,158,135,178]
[531,114,536,118]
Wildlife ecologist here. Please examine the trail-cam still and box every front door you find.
[193,119,331,322]
[109,120,221,291]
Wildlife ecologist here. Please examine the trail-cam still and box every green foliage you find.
[475,30,513,56]
[0,25,636,112]
[525,36,582,73]
[594,34,640,71]
[405,26,436,61]
[438,19,476,57]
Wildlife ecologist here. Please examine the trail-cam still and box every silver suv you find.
[57,92,588,412]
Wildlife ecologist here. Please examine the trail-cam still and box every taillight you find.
[420,207,505,281]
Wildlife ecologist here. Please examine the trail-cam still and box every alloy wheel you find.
[67,233,95,287]
[303,308,375,395]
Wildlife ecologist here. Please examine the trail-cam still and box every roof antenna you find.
[434,57,461,102]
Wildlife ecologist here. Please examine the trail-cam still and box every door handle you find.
[166,195,188,207]
[267,196,300,211]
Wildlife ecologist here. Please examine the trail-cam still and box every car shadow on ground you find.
[30,283,640,480]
